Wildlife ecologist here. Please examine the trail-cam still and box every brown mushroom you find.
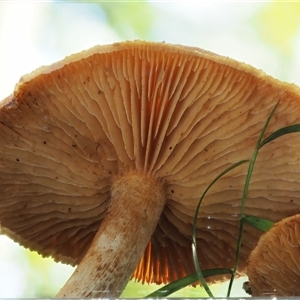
[246,214,300,296]
[1,41,300,297]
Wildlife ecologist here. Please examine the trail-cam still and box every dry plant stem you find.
[56,171,166,298]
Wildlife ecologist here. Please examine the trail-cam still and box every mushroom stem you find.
[56,171,166,298]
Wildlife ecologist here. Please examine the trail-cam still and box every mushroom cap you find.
[2,41,300,284]
[246,214,300,296]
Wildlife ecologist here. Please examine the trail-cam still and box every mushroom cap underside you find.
[246,214,300,296]
[1,41,300,284]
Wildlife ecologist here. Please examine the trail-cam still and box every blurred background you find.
[1,0,300,297]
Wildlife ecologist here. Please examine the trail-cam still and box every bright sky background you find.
[1,1,300,297]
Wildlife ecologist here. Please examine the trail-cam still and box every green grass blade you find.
[226,102,279,297]
[145,268,232,298]
[259,124,300,148]
[243,215,274,232]
[192,159,248,297]
[191,241,213,297]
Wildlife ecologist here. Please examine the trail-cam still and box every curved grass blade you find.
[260,124,300,148]
[226,101,279,297]
[192,159,249,297]
[243,215,274,232]
[191,241,213,297]
[145,268,232,298]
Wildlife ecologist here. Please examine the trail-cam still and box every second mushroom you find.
[1,41,300,297]
[246,214,300,296]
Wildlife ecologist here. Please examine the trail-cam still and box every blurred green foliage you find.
[24,251,56,297]
[99,1,157,39]
[257,2,300,57]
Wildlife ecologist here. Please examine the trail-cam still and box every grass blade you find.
[243,215,274,232]
[260,124,300,148]
[192,159,248,297]
[226,102,279,297]
[191,241,213,297]
[145,268,232,298]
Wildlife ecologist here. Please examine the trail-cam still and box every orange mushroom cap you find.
[1,41,300,288]
[246,214,300,296]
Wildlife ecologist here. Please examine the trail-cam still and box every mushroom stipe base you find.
[56,172,165,298]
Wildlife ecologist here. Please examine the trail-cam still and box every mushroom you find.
[1,41,300,297]
[246,214,300,296]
